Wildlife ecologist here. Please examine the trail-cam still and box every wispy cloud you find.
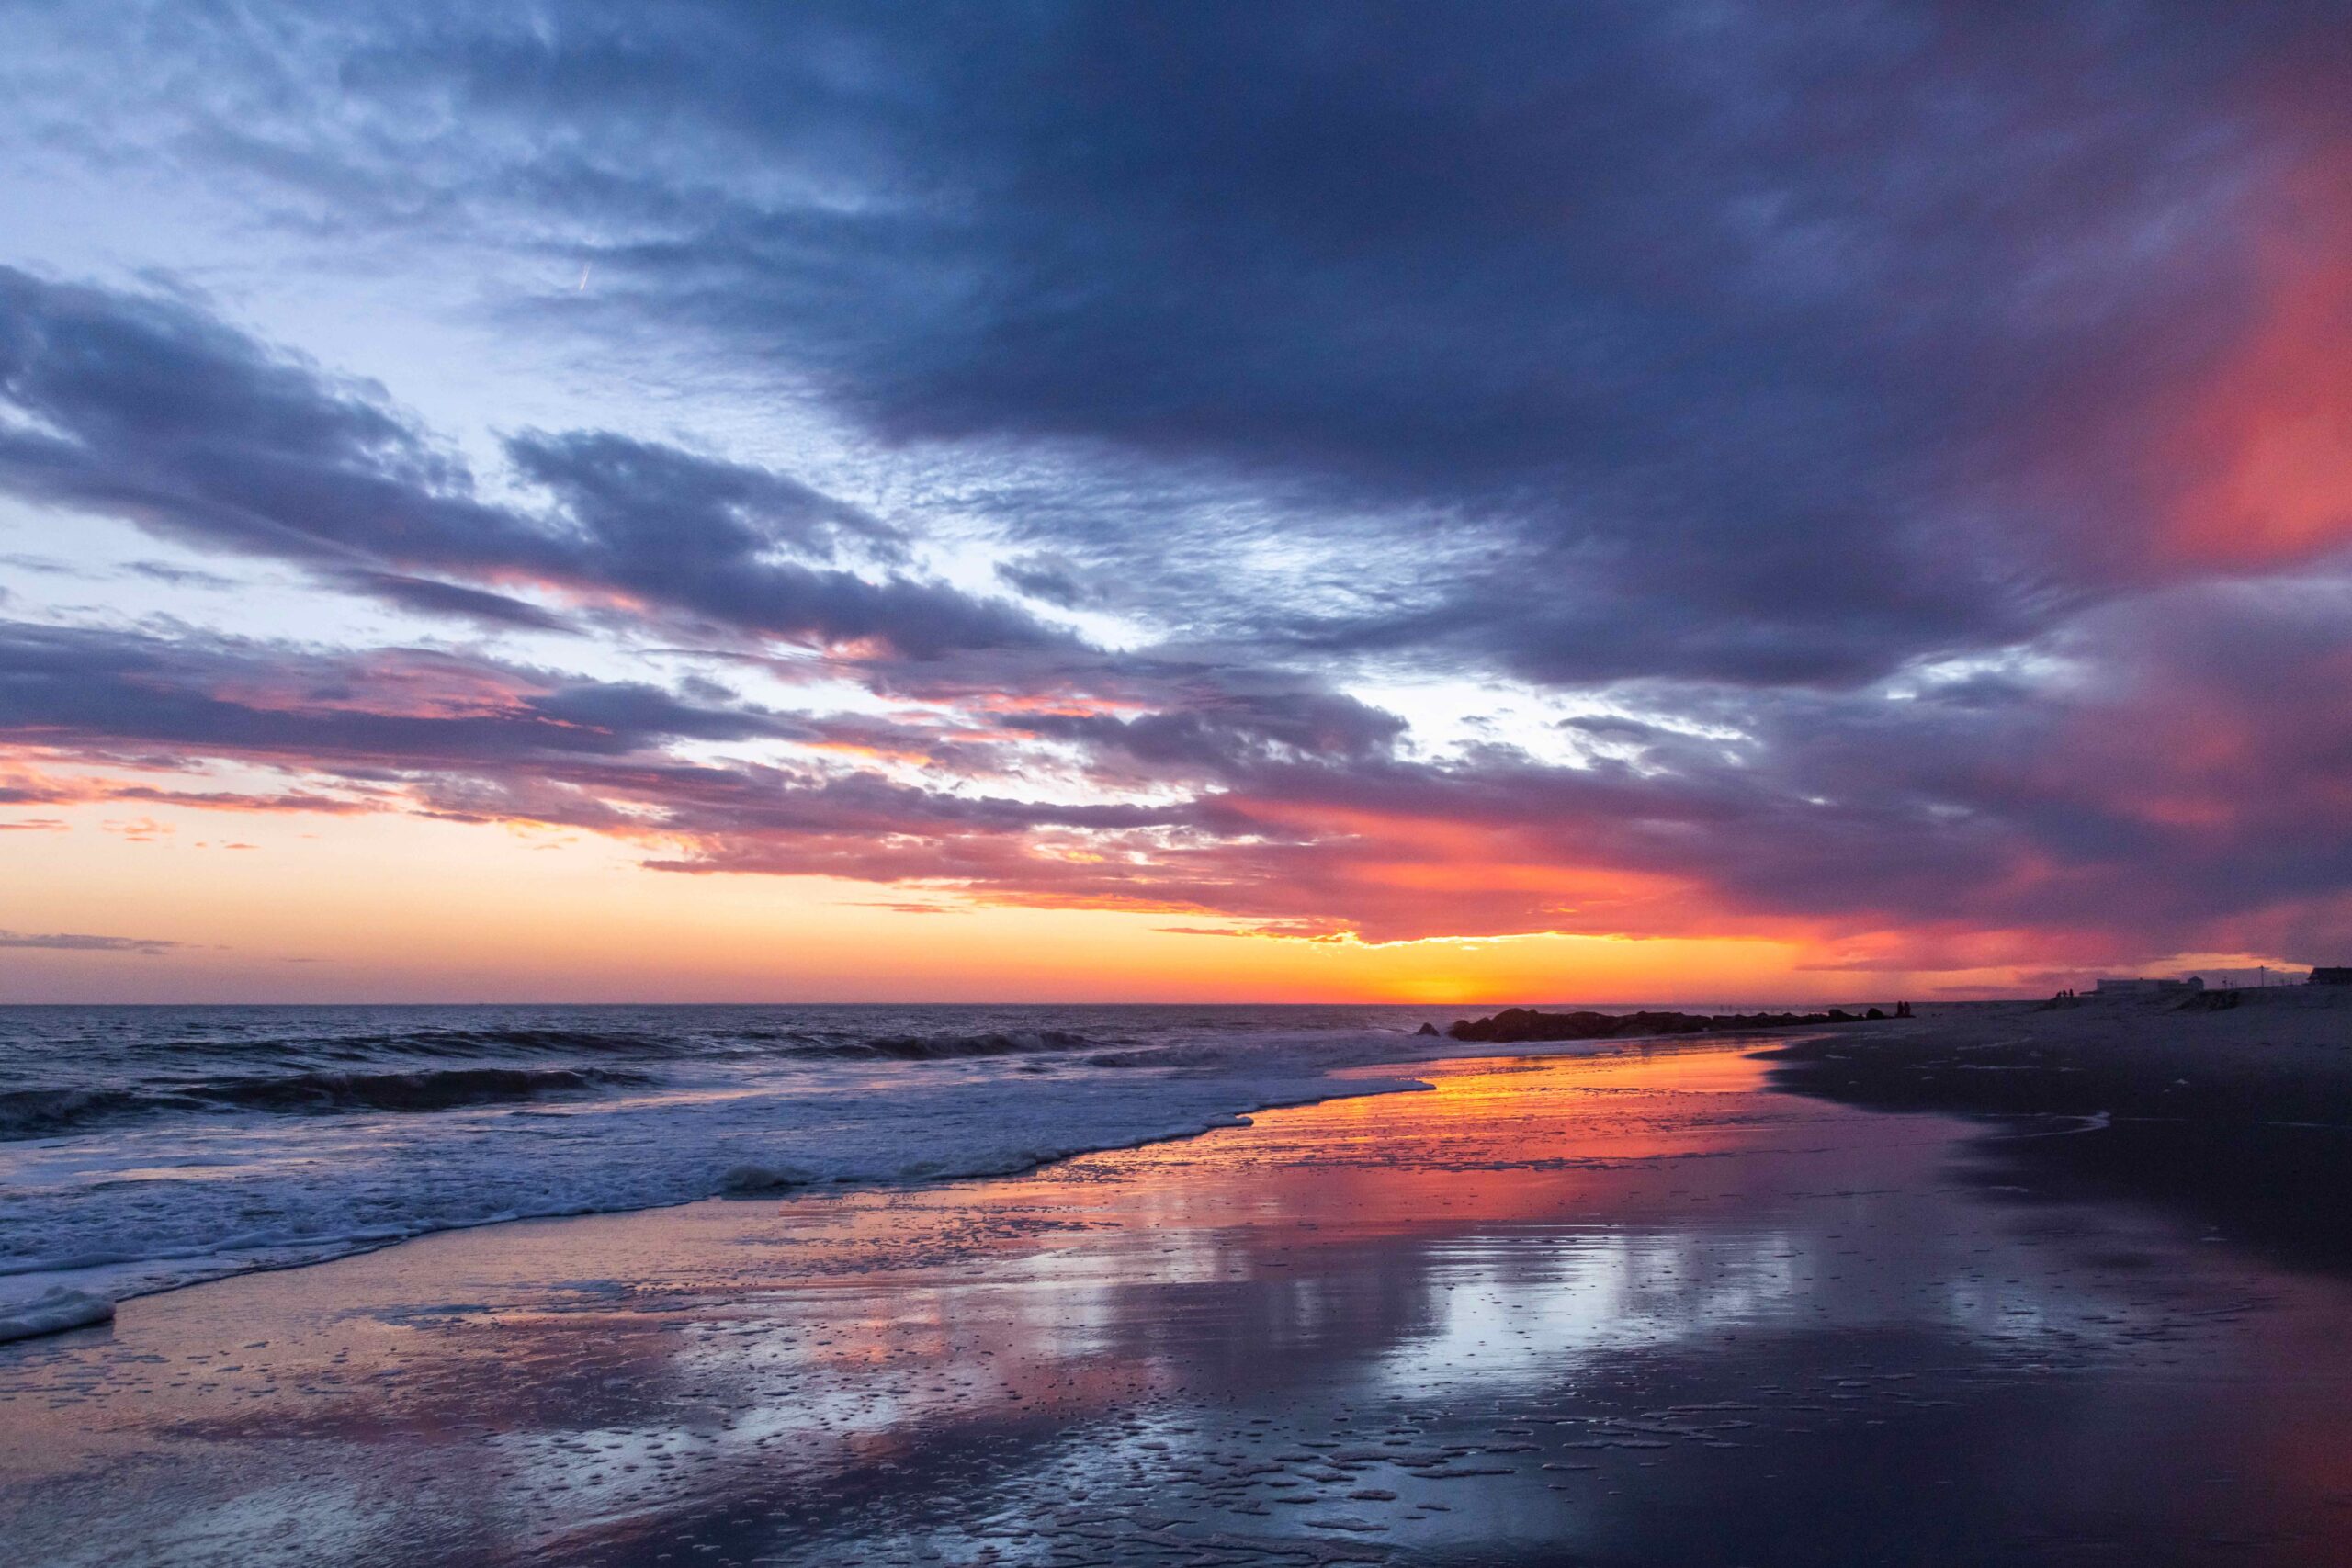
[0,930,184,955]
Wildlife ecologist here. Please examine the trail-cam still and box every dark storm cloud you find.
[0,267,1064,659]
[189,0,2338,684]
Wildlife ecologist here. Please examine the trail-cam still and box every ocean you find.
[0,1002,1503,1337]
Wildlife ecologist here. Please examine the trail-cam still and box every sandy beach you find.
[6,1031,2352,1567]
[11,8,2351,1563]
[1763,988,2352,1273]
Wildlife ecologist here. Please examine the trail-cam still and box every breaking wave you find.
[797,1029,1102,1061]
[0,1000,1561,1339]
[0,1088,157,1141]
[198,1065,656,1114]
[0,1066,653,1139]
[185,1025,667,1064]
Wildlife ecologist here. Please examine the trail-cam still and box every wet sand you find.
[6,1040,2352,1566]
[1763,989,2352,1273]
[1763,989,2352,1124]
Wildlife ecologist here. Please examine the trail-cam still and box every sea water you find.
[0,1002,1511,1333]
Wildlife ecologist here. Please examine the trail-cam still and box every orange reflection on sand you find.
[15,1041,2352,1565]
[1041,1043,1794,1247]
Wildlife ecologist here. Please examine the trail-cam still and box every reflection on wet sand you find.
[5,1042,2351,1566]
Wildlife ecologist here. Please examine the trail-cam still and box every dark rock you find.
[1445,1005,1883,1044]
[1414,1022,1440,1037]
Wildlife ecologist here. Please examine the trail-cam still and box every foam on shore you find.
[0,1023,1464,1340]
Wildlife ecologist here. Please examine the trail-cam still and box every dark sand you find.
[6,1037,2352,1566]
[1763,987,2352,1274]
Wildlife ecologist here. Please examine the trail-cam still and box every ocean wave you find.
[0,1286,114,1345]
[197,1065,656,1114]
[798,1029,1102,1061]
[0,1006,1475,1342]
[199,1026,668,1063]
[0,1066,653,1139]
[0,1087,173,1141]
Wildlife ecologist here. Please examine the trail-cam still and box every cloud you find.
[994,556,1092,610]
[96,0,2333,689]
[127,562,243,591]
[0,267,1066,660]
[0,930,183,954]
[5,563,2349,972]
[0,619,805,767]
[0,4,2346,978]
[333,572,576,632]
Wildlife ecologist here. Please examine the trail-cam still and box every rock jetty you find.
[1445,1006,1882,1043]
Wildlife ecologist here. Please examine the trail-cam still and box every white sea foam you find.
[0,1003,1686,1342]
[0,1013,1498,1337]
[0,1286,114,1344]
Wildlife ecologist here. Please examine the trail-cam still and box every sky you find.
[1,1,2347,1004]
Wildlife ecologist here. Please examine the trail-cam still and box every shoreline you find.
[1758,987,2352,1272]
[0,1024,1793,1347]
[12,987,2342,1347]
[0,1062,1440,1346]
[8,1038,2351,1566]
[1758,987,2352,1118]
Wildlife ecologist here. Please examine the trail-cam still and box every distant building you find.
[2094,976,2205,995]
[2311,967,2352,987]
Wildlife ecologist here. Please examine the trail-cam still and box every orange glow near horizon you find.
[1,792,2122,1005]
[5,13,2351,1019]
